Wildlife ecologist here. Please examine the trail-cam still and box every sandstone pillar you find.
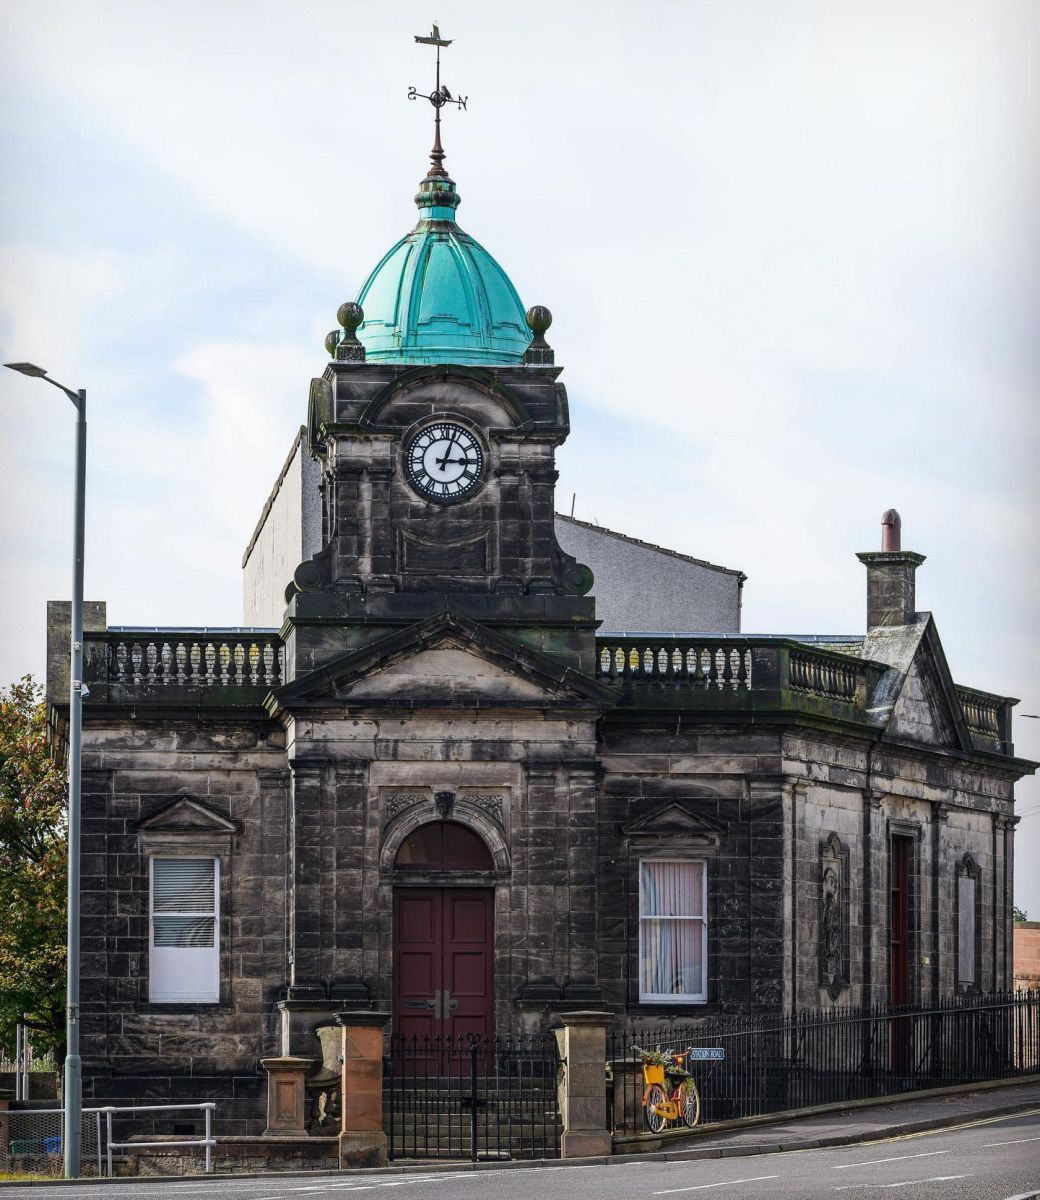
[553,1010,612,1158]
[260,1056,314,1136]
[337,1010,390,1168]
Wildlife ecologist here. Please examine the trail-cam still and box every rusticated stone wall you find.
[79,719,288,1136]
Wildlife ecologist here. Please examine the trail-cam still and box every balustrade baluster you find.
[232,642,245,685]
[714,647,726,688]
[145,642,158,684]
[114,642,128,682]
[689,648,703,686]
[131,643,143,685]
[190,642,201,684]
[175,642,187,684]
[160,642,173,683]
[218,643,231,686]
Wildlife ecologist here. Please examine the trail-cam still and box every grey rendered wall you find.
[554,515,742,633]
[242,430,322,628]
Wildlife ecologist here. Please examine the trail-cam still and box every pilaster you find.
[862,787,887,1006]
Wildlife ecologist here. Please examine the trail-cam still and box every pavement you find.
[2,1081,1039,1199]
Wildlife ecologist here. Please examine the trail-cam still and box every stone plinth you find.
[336,1010,390,1168]
[553,1009,613,1158]
[260,1056,314,1136]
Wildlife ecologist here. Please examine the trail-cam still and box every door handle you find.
[444,989,459,1012]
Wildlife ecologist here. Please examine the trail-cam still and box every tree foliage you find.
[1014,904,1030,923]
[0,676,67,1057]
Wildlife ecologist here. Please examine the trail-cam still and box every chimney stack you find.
[856,510,925,628]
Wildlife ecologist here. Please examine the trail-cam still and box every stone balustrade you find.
[82,629,283,705]
[956,685,1013,754]
[70,628,1014,756]
[788,647,863,703]
[594,636,878,708]
[596,639,753,688]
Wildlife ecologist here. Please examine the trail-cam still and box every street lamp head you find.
[5,362,49,378]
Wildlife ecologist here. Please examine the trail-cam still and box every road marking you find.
[833,1149,950,1168]
[984,1134,1040,1147]
[834,1176,971,1191]
[653,1175,779,1194]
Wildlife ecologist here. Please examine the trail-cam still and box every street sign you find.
[688,1047,725,1061]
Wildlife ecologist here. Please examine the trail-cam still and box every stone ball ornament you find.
[337,301,364,333]
[324,330,341,356]
[525,305,552,334]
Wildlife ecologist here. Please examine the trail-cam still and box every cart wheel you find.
[679,1078,701,1127]
[644,1083,667,1133]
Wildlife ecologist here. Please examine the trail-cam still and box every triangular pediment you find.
[865,616,972,752]
[272,612,615,712]
[135,795,238,834]
[621,801,728,841]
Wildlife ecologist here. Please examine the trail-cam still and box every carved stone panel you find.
[462,793,504,824]
[383,791,430,824]
[819,832,850,999]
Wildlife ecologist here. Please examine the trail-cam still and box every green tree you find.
[0,676,67,1058]
[1014,904,1029,923]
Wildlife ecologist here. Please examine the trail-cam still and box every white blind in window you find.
[152,859,215,913]
[150,857,219,1001]
[639,860,707,1002]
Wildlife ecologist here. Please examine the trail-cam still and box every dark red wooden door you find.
[889,836,912,1073]
[393,888,494,1040]
[889,837,911,1006]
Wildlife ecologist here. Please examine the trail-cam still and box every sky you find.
[1,0,1038,910]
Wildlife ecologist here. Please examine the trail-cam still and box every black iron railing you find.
[608,990,1040,1136]
[384,1033,560,1162]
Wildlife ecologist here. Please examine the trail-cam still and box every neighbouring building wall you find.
[242,429,322,628]
[554,514,743,633]
[1014,922,1040,990]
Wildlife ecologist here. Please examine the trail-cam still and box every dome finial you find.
[524,307,555,365]
[409,23,469,180]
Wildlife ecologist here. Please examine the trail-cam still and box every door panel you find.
[444,890,493,1040]
[394,890,442,1039]
[393,887,494,1041]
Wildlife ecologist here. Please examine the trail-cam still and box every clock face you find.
[404,422,485,502]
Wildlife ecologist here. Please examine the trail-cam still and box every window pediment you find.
[621,802,727,849]
[135,795,238,836]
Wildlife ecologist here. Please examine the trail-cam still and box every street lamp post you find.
[5,362,86,1179]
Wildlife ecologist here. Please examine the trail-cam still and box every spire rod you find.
[409,22,468,178]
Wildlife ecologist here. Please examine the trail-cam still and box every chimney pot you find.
[881,508,901,552]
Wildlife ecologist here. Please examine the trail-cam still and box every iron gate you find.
[384,1033,561,1161]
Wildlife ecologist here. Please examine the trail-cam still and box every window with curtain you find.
[150,857,219,1002]
[639,859,707,1003]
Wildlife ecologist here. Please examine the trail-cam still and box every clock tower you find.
[282,160,595,683]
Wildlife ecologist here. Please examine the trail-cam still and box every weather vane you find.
[409,23,468,178]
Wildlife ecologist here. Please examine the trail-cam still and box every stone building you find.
[50,143,1034,1137]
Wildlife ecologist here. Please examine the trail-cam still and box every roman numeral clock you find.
[405,421,485,502]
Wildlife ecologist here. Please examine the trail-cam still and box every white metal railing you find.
[103,1102,216,1175]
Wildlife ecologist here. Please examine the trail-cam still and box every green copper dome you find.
[355,174,532,366]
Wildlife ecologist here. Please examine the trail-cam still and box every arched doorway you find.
[392,822,496,1040]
